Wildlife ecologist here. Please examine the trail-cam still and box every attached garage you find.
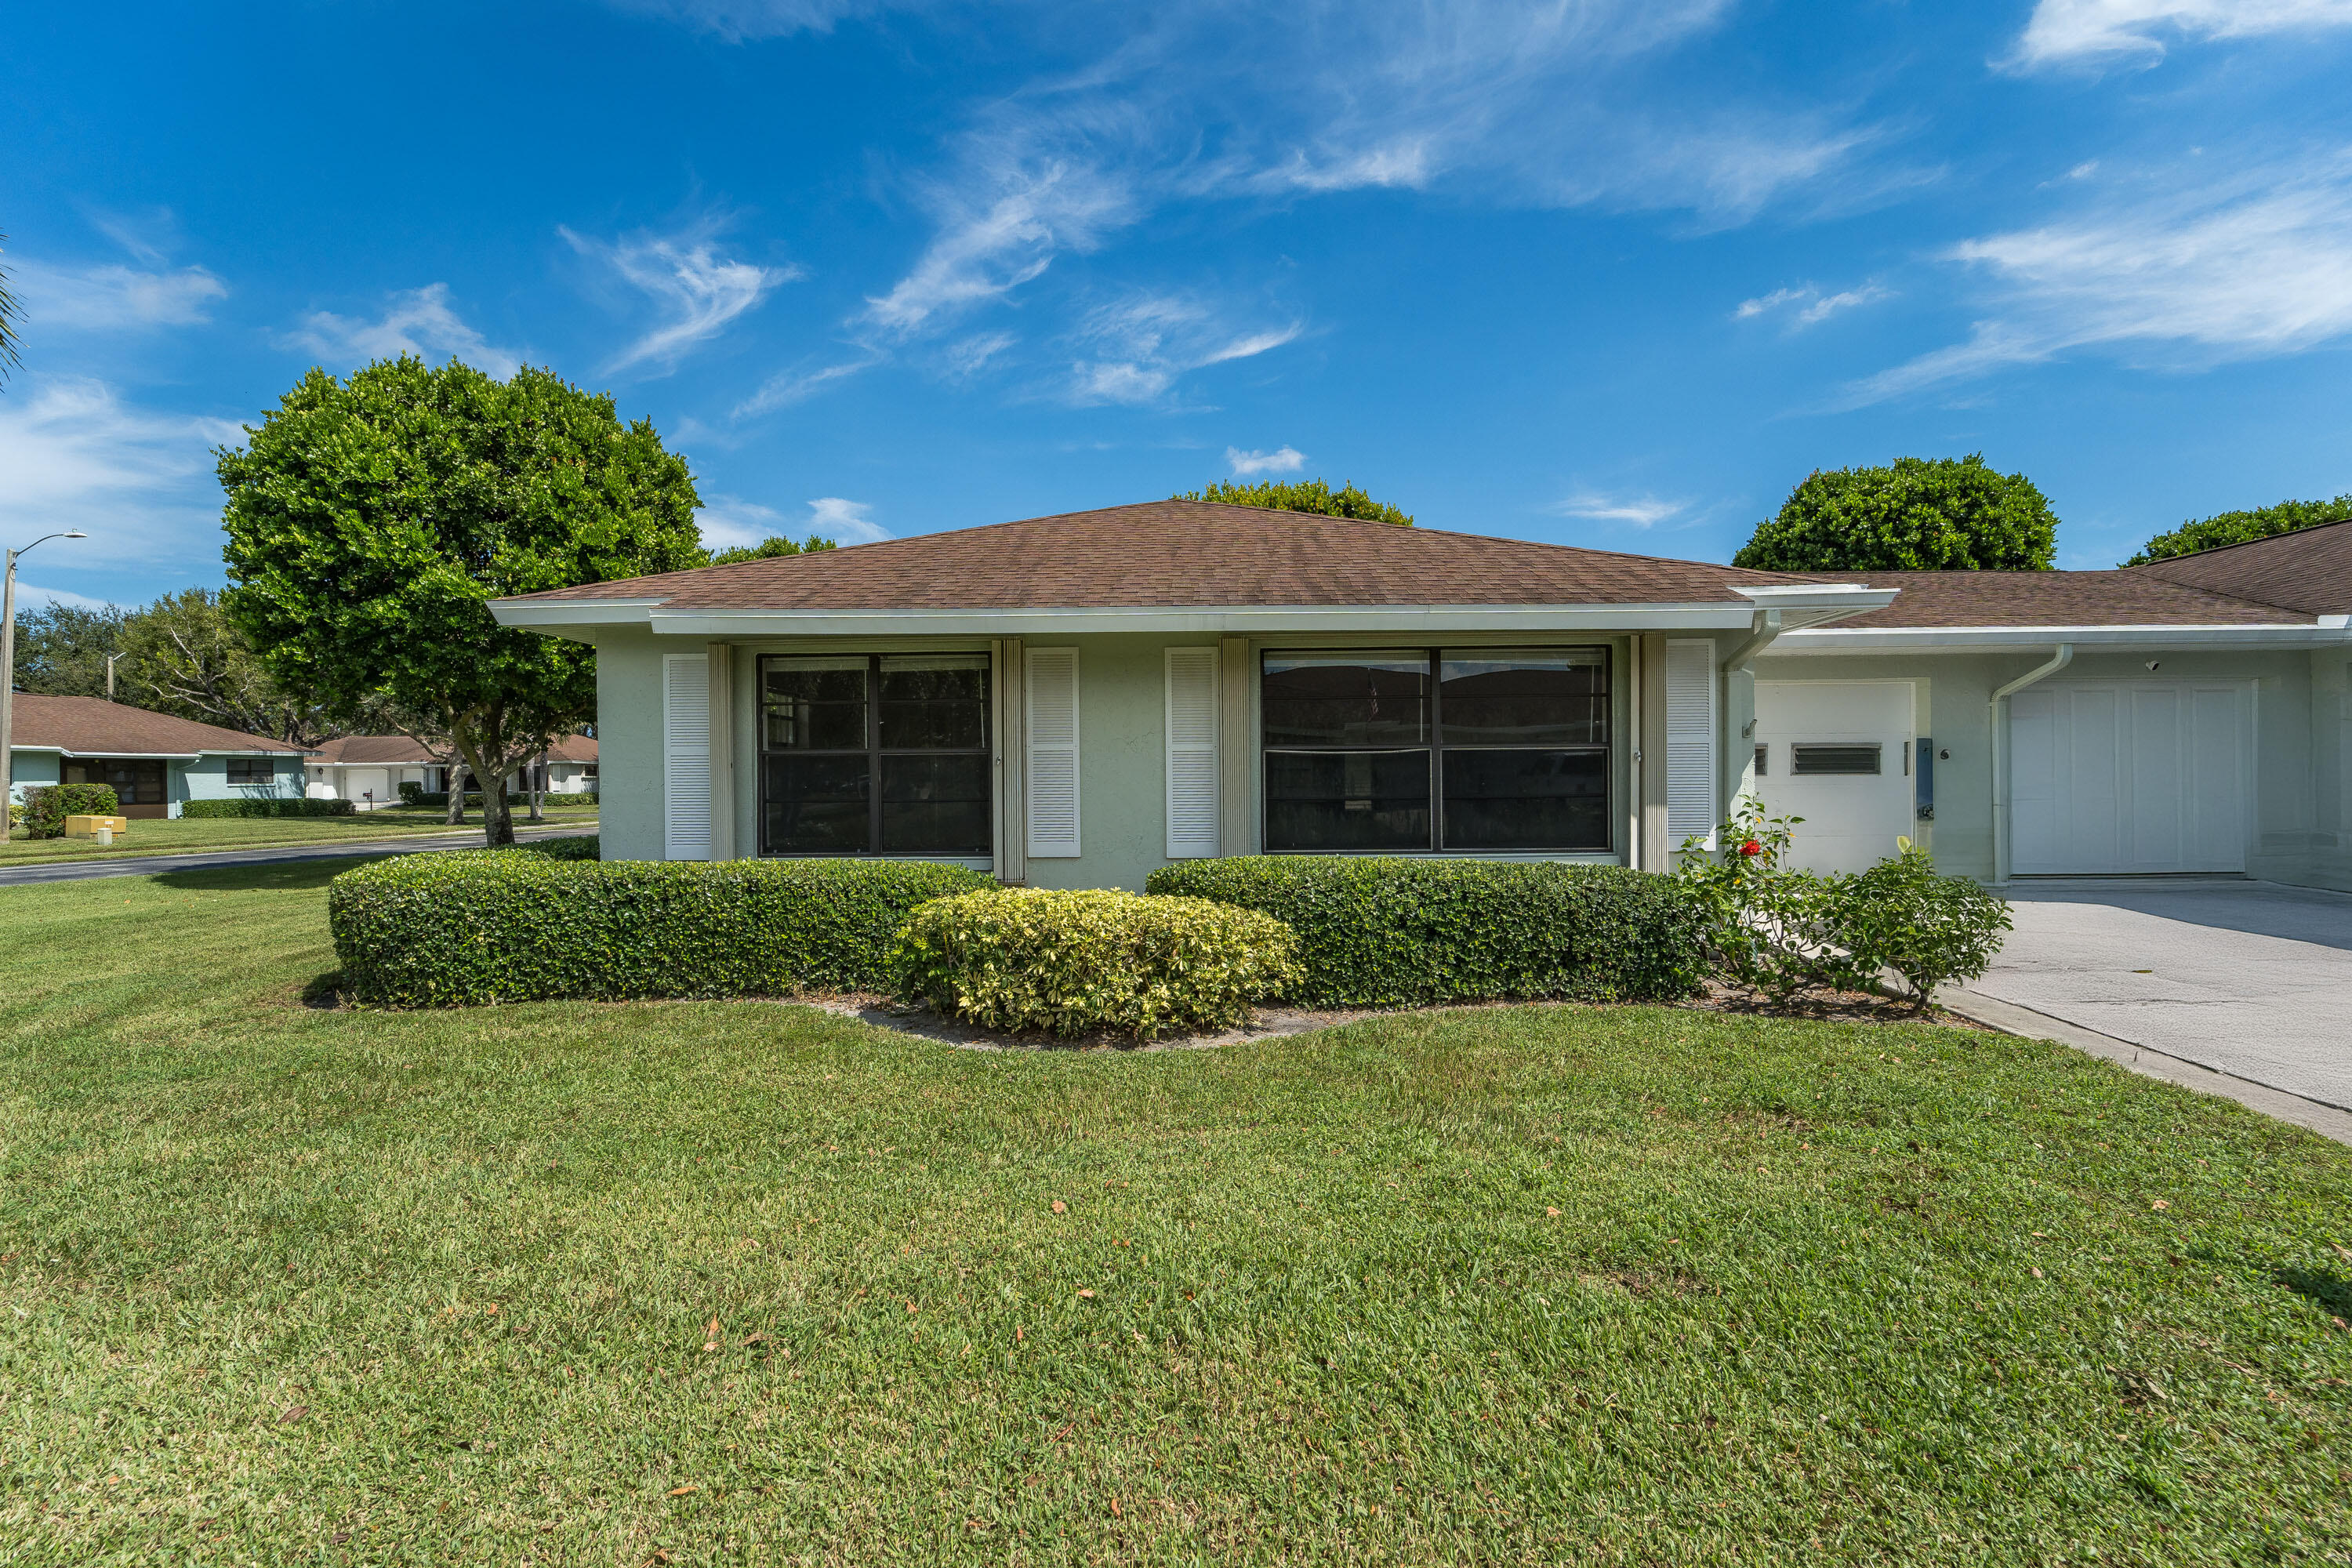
[2008,680,2251,876]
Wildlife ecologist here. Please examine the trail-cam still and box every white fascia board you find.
[488,598,668,629]
[1727,583,1900,629]
[638,602,1770,638]
[51,750,205,760]
[1768,622,2351,655]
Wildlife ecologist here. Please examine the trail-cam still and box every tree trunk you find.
[527,753,545,823]
[485,767,516,847]
[445,763,467,825]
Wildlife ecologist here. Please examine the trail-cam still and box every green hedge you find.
[1145,857,1709,1007]
[330,851,989,1007]
[17,783,121,839]
[892,887,1301,1038]
[180,797,356,818]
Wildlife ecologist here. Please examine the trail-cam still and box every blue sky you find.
[4,0,2350,608]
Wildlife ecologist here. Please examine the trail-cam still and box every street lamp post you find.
[1,530,90,839]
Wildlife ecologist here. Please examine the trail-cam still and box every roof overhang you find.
[492,586,1896,640]
[1768,618,2352,655]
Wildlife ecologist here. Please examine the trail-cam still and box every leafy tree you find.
[1733,455,2057,572]
[118,588,336,745]
[706,532,837,565]
[2125,494,2352,565]
[13,601,132,697]
[220,356,702,846]
[1177,478,1414,527]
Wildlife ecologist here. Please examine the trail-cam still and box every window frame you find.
[755,651,994,859]
[1258,645,1614,856]
[224,756,277,788]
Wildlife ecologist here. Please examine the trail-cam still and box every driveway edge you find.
[1938,987,2352,1149]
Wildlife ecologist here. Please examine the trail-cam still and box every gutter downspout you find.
[1990,643,2073,885]
[1719,608,1784,673]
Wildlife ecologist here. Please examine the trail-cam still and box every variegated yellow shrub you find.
[890,887,1301,1039]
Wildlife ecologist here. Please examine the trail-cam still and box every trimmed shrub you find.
[18,783,122,839]
[1145,857,1708,1007]
[330,852,989,1007]
[891,887,1301,1038]
[394,790,485,810]
[1833,844,2012,1009]
[180,797,357,819]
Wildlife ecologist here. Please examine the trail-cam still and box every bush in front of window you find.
[1145,857,1708,1007]
[17,783,122,839]
[330,848,986,1007]
[891,887,1301,1039]
[180,798,359,819]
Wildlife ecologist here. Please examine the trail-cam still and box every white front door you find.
[1755,681,1918,874]
[2009,681,2249,875]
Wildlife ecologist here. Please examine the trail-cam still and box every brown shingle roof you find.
[506,501,1828,610]
[1829,570,2313,630]
[5,695,305,757]
[2125,519,2352,617]
[310,734,596,765]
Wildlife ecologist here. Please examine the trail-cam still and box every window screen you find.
[1261,648,1610,853]
[759,653,991,856]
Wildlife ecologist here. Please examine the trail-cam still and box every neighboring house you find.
[487,502,2352,893]
[306,734,597,809]
[4,695,307,818]
[1752,518,2352,887]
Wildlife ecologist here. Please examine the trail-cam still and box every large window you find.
[759,653,992,857]
[226,757,277,786]
[64,757,167,805]
[1261,648,1610,853]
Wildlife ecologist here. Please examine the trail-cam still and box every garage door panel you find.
[2009,681,2245,876]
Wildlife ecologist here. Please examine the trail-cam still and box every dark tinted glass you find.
[1261,655,1430,747]
[1441,749,1610,851]
[1264,749,1432,851]
[763,658,868,750]
[764,755,871,853]
[878,655,989,750]
[880,753,993,853]
[1439,651,1609,746]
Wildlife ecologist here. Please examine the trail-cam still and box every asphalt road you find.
[0,824,596,886]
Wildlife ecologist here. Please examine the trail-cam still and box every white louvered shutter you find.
[1025,647,1080,858]
[1164,646,1220,858]
[1664,639,1718,851]
[663,652,712,861]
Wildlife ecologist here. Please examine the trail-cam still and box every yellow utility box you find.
[64,815,130,839]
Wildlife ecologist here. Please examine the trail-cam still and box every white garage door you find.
[1754,681,1918,875]
[2009,681,2249,875]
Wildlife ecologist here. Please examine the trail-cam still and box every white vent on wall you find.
[663,652,712,861]
[1025,647,1080,858]
[1664,638,1718,850]
[1164,646,1219,858]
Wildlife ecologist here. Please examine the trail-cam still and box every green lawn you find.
[1,864,2347,1564]
[0,806,597,866]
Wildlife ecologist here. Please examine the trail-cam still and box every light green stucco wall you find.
[172,755,305,811]
[1751,644,2345,891]
[592,626,670,862]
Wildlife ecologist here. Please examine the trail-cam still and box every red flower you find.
[1739,838,1762,857]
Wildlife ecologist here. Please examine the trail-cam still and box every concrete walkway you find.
[1947,879,2352,1133]
[0,824,595,886]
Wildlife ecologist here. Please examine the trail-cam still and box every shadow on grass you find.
[2273,1265,2352,1319]
[300,970,349,1009]
[154,858,401,893]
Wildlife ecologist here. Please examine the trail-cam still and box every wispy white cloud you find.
[732,355,878,418]
[604,0,913,41]
[697,492,891,549]
[1734,281,1893,328]
[0,377,244,564]
[1227,445,1307,477]
[563,220,800,374]
[2008,0,2352,70]
[9,256,227,330]
[281,283,528,378]
[1845,151,2352,405]
[863,156,1138,338]
[1064,292,1302,405]
[13,583,118,612]
[1552,490,1690,527]
[938,331,1017,381]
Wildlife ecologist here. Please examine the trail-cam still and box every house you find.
[487,501,2352,894]
[1751,517,2352,887]
[306,734,598,809]
[4,695,307,818]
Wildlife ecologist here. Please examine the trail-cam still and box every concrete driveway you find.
[1958,880,2352,1113]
